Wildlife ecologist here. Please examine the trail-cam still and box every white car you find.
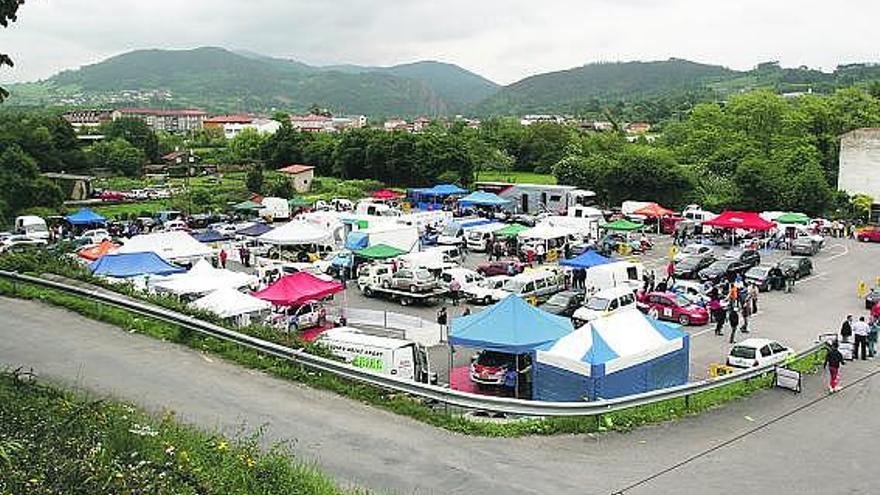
[163,219,189,232]
[464,275,511,305]
[78,229,112,244]
[572,286,637,325]
[1,235,48,252]
[727,338,794,369]
[675,243,713,262]
[438,268,484,291]
[670,280,712,306]
[208,222,240,237]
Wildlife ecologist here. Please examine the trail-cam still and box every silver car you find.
[383,268,438,293]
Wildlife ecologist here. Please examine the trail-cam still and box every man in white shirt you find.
[852,316,871,360]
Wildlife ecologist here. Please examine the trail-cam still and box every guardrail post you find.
[384,310,388,329]
[684,394,690,411]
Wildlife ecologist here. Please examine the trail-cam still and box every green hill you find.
[7,47,497,117]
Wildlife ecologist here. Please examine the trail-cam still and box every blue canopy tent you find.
[408,184,468,210]
[89,252,185,278]
[65,208,106,226]
[192,230,229,243]
[425,183,467,196]
[344,231,369,250]
[559,250,612,269]
[235,223,273,237]
[457,190,511,208]
[534,310,689,401]
[449,295,574,353]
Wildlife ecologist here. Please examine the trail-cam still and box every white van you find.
[583,261,644,292]
[356,263,394,291]
[500,269,565,301]
[261,197,291,221]
[572,286,638,325]
[682,205,716,223]
[14,216,50,240]
[423,245,464,265]
[438,268,484,291]
[356,201,401,217]
[465,223,506,252]
[318,327,433,383]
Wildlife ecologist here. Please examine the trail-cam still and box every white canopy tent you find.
[189,287,271,324]
[518,224,579,241]
[258,221,333,246]
[117,231,214,263]
[151,259,257,296]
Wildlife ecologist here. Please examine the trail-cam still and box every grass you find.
[0,275,829,437]
[475,171,557,185]
[0,370,354,495]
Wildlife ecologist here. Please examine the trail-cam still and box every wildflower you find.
[216,440,229,452]
[164,445,176,456]
[128,423,159,437]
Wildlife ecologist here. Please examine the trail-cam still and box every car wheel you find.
[483,296,492,305]
[648,308,660,319]
[363,287,373,297]
[678,314,690,326]
[400,297,411,306]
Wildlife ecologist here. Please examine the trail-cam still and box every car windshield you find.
[441,225,460,237]
[675,295,693,307]
[467,231,482,240]
[477,351,512,367]
[414,270,432,280]
[779,260,798,269]
[707,260,732,271]
[678,257,702,268]
[502,280,525,292]
[730,346,756,359]
[585,297,610,311]
[748,267,771,277]
[546,293,571,306]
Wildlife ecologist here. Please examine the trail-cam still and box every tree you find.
[156,131,184,156]
[227,128,266,164]
[87,138,146,177]
[603,145,692,208]
[245,164,264,194]
[0,144,64,222]
[0,0,25,102]
[101,118,160,162]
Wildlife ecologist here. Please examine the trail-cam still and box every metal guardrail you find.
[0,270,824,417]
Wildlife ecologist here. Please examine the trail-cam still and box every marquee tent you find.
[65,208,106,226]
[253,272,343,306]
[354,243,406,260]
[117,231,214,263]
[189,287,271,319]
[603,219,645,231]
[192,229,229,243]
[457,190,511,207]
[449,295,574,353]
[633,203,675,218]
[90,252,185,278]
[372,189,404,200]
[77,240,118,261]
[534,310,689,401]
[518,224,579,241]
[236,223,273,237]
[233,200,263,212]
[703,211,775,231]
[493,223,530,238]
[152,259,257,296]
[776,212,810,225]
[258,221,332,245]
[424,183,467,196]
[560,250,612,269]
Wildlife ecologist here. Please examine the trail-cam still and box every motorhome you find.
[318,326,433,383]
[345,224,420,253]
[14,216,49,240]
[582,261,644,292]
[499,268,566,301]
[475,182,596,215]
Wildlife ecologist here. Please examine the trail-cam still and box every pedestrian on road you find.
[526,248,535,268]
[841,315,854,343]
[648,270,656,292]
[749,282,759,314]
[535,243,546,265]
[852,316,870,360]
[824,340,845,393]
[740,296,752,334]
[868,316,878,358]
[461,307,471,317]
[219,249,228,269]
[436,307,448,339]
[728,306,740,343]
[449,279,462,306]
[709,297,725,336]
[666,260,676,285]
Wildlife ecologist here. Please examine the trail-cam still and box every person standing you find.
[740,293,751,334]
[436,307,448,340]
[852,316,870,360]
[449,279,461,306]
[868,316,878,358]
[535,243,546,265]
[648,270,656,292]
[728,305,740,344]
[824,340,845,393]
[666,260,676,285]
[749,282,759,314]
[840,315,853,343]
[218,249,228,269]
[709,297,725,336]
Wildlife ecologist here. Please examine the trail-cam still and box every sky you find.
[2,0,879,85]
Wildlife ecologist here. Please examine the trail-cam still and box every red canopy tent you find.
[633,202,675,218]
[372,189,403,200]
[253,272,343,306]
[703,211,776,231]
[77,240,119,261]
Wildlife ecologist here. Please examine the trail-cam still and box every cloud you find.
[1,0,878,85]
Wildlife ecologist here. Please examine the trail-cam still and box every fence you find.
[336,307,444,346]
[0,270,824,418]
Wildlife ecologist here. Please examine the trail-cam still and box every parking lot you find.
[322,234,872,385]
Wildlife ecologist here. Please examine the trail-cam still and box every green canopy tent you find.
[603,219,645,232]
[233,200,263,211]
[354,243,407,260]
[494,223,530,238]
[776,212,809,224]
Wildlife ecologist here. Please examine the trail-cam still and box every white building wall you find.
[838,128,880,202]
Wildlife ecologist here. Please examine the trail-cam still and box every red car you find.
[636,291,709,326]
[476,259,524,277]
[858,226,880,243]
[99,190,126,201]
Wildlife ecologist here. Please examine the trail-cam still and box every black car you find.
[777,257,813,279]
[745,264,785,291]
[866,288,880,309]
[539,290,585,317]
[674,254,716,280]
[790,237,819,256]
[698,258,749,283]
[722,249,761,268]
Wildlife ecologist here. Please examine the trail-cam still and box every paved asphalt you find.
[2,235,880,494]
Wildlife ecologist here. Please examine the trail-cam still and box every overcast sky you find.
[2,0,878,85]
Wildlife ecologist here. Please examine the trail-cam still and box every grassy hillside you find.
[7,47,497,117]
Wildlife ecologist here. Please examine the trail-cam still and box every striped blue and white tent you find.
[534,309,689,401]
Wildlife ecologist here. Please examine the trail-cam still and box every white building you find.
[204,115,281,139]
[838,128,880,220]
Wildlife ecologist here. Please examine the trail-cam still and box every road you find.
[3,257,880,495]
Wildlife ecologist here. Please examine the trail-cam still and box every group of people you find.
[707,277,760,344]
[823,314,879,393]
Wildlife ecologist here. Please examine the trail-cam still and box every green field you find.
[475,171,557,185]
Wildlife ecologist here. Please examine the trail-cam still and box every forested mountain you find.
[7,47,498,116]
